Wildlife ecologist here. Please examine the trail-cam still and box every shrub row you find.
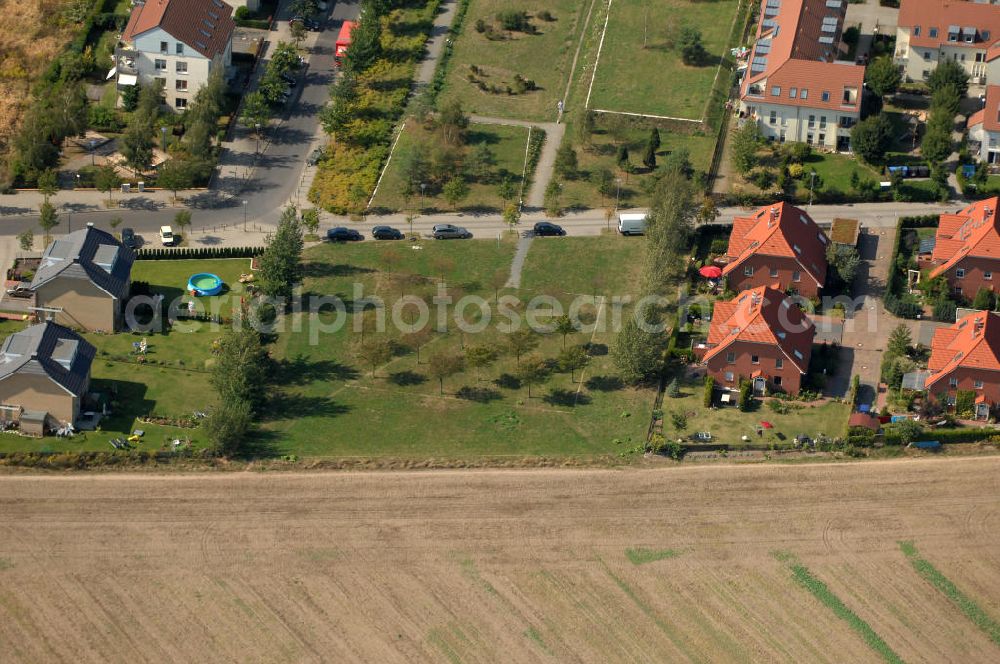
[136,246,262,260]
[882,427,999,446]
[0,448,215,469]
[426,0,471,104]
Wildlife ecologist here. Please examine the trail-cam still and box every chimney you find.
[973,317,984,337]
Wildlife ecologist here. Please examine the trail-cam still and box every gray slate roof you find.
[29,226,134,300]
[0,322,95,397]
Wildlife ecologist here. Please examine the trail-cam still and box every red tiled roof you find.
[967,86,1000,133]
[848,412,881,431]
[740,0,863,110]
[723,201,829,286]
[927,311,1000,389]
[123,0,234,59]
[929,197,1000,278]
[702,286,816,373]
[898,0,1000,52]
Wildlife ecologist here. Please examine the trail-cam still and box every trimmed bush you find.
[703,376,715,408]
[136,246,263,260]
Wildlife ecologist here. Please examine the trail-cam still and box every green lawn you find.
[371,121,530,212]
[260,237,654,458]
[588,0,741,119]
[791,152,881,199]
[660,370,850,445]
[560,116,716,210]
[437,0,592,121]
[520,234,646,296]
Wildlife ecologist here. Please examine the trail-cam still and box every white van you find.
[618,212,648,236]
[159,225,175,246]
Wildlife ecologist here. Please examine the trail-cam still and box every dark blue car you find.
[327,227,363,242]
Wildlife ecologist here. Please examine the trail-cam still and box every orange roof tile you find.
[930,197,1000,278]
[927,311,1000,389]
[723,202,829,286]
[898,0,1000,52]
[702,286,815,373]
[123,0,234,59]
[968,86,1000,133]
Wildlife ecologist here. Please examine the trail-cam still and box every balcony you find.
[112,47,139,75]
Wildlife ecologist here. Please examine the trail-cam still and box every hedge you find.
[425,0,472,105]
[136,246,263,260]
[882,427,998,446]
[883,215,941,319]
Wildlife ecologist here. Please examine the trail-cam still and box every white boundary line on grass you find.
[590,108,702,124]
[560,0,602,122]
[699,0,746,124]
[367,120,407,209]
[517,126,532,211]
[584,0,614,111]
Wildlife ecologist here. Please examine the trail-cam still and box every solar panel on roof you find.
[762,19,776,28]
[822,24,836,33]
[822,16,837,25]
[818,36,834,44]
[825,0,841,7]
[766,0,780,6]
[764,7,779,16]
[751,62,766,72]
[756,44,771,54]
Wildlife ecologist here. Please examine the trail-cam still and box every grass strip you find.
[625,548,680,565]
[899,541,1000,646]
[773,552,905,664]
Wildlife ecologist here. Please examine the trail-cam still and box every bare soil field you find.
[1,458,999,662]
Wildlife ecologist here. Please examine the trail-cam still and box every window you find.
[976,53,985,63]
[974,380,984,389]
[929,27,938,38]
[154,59,167,71]
[949,377,959,388]
[820,116,827,128]
[769,268,779,278]
[160,41,168,53]
[789,87,797,98]
[913,26,921,37]
[774,376,782,386]
[751,354,760,364]
[985,271,992,280]
[954,286,963,296]
[792,270,801,282]
[155,77,166,87]
[724,372,735,382]
[956,268,966,279]
[793,349,804,360]
[800,89,808,99]
[771,86,781,96]
[769,110,777,125]
[947,394,957,406]
[808,115,815,128]
[175,98,187,109]
[821,91,830,102]
[923,51,931,60]
[807,133,814,144]
[819,133,826,144]
[176,43,184,55]
[726,352,736,364]
[776,358,783,369]
[744,265,754,276]
[176,62,188,74]
[175,80,188,91]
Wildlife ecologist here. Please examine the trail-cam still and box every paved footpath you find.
[468,116,565,209]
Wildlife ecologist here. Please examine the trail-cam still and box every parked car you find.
[6,286,32,299]
[533,222,565,237]
[291,15,321,31]
[307,148,324,166]
[280,71,297,86]
[327,227,363,242]
[618,212,647,236]
[432,224,472,239]
[159,225,175,246]
[372,225,404,240]
[120,227,139,250]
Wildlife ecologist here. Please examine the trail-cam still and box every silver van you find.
[618,213,647,236]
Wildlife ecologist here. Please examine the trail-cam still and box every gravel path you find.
[468,115,566,209]
[504,234,534,288]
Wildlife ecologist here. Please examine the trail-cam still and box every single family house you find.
[925,310,1000,419]
[927,196,1000,300]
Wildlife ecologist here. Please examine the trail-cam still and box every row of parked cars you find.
[326,222,566,242]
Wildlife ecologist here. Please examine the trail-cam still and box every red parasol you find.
[698,265,723,278]
[759,421,774,429]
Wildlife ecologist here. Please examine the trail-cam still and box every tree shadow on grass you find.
[495,373,521,390]
[263,393,352,421]
[583,342,608,357]
[273,355,359,384]
[303,262,376,278]
[585,375,623,391]
[237,428,284,460]
[389,369,426,386]
[456,385,502,403]
[543,388,591,406]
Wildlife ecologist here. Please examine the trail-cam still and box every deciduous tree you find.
[428,351,464,394]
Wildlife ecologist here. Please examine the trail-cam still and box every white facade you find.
[895,30,999,86]
[969,122,1000,162]
[742,102,859,151]
[119,27,231,111]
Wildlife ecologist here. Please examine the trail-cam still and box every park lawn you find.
[258,237,656,458]
[437,0,591,121]
[588,0,741,119]
[519,235,646,297]
[370,122,530,212]
[662,370,850,445]
[560,118,715,209]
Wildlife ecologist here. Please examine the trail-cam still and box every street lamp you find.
[89,139,97,166]
[242,199,248,232]
[254,123,261,154]
[75,173,80,190]
[419,182,426,210]
[160,126,168,152]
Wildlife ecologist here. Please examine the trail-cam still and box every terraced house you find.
[738,0,865,150]
[694,286,816,395]
[967,85,1000,164]
[722,202,830,298]
[114,0,235,110]
[894,0,1000,87]
[925,311,1000,420]
[924,197,1000,300]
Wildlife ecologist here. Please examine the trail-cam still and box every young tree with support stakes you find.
[504,328,538,366]
[37,169,58,201]
[401,326,434,364]
[38,201,59,245]
[17,230,33,253]
[465,344,499,381]
[428,351,464,395]
[158,158,194,201]
[558,345,589,383]
[517,353,551,398]
[497,176,517,207]
[442,176,470,210]
[173,210,192,238]
[95,164,121,207]
[353,337,394,378]
[553,314,578,349]
[502,203,521,230]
